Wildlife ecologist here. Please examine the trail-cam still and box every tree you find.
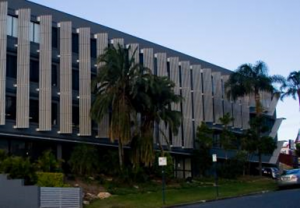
[281,71,300,110]
[219,113,236,160]
[192,122,213,177]
[225,61,282,176]
[91,44,151,169]
[295,143,300,157]
[131,75,182,167]
[242,116,277,175]
[225,61,283,116]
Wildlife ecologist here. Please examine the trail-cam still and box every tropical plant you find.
[242,116,277,175]
[295,143,300,157]
[35,150,63,172]
[280,71,300,110]
[192,122,213,177]
[0,156,37,185]
[131,75,182,167]
[225,61,282,176]
[219,113,236,160]
[225,61,283,116]
[91,44,151,169]
[69,145,99,176]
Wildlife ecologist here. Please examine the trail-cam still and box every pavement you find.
[172,188,300,208]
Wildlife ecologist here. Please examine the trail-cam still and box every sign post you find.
[212,154,219,198]
[159,157,167,205]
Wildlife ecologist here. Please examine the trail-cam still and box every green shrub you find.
[36,172,65,187]
[0,149,7,162]
[69,145,99,176]
[35,150,63,172]
[0,156,36,185]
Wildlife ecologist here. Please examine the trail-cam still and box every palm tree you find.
[91,44,151,170]
[281,71,300,110]
[131,75,182,167]
[225,61,283,176]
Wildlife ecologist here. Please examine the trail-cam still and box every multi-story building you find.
[0,0,283,177]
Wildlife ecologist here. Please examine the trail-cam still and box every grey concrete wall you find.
[0,174,39,208]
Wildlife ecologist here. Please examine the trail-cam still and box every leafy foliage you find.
[296,143,300,157]
[69,145,99,176]
[36,172,65,187]
[219,113,236,159]
[0,156,36,185]
[280,70,300,109]
[192,122,213,176]
[152,152,174,179]
[35,150,63,172]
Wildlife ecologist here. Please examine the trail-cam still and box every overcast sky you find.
[29,0,300,141]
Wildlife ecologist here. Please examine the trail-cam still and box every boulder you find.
[97,192,111,199]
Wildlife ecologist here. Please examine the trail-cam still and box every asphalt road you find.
[174,188,300,208]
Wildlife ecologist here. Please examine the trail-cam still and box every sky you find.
[29,0,300,141]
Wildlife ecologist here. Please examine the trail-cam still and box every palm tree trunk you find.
[254,92,262,116]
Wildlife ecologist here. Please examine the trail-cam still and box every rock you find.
[87,193,97,199]
[97,192,111,199]
[83,200,90,205]
[134,185,139,189]
[74,184,79,187]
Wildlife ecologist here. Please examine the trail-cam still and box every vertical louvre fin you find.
[38,15,52,131]
[59,22,72,134]
[16,8,31,128]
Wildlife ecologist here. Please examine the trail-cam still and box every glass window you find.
[34,23,40,43]
[12,17,18,37]
[72,33,79,54]
[7,15,12,36]
[30,22,34,42]
[6,96,16,120]
[52,64,58,86]
[52,27,58,48]
[52,103,58,126]
[6,54,17,78]
[72,69,79,91]
[30,59,39,83]
[30,99,39,123]
[91,39,97,58]
[72,106,79,128]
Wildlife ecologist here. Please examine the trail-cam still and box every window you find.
[72,106,79,128]
[30,60,39,83]
[52,103,58,126]
[72,69,79,91]
[91,39,97,58]
[52,64,58,86]
[72,33,79,54]
[30,22,40,43]
[6,54,17,78]
[6,15,18,38]
[6,96,16,120]
[52,27,58,48]
[30,99,39,123]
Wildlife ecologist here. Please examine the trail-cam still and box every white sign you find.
[212,154,217,162]
[158,157,167,166]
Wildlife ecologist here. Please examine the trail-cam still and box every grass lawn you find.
[85,177,277,208]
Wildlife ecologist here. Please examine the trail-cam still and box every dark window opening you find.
[72,106,79,128]
[6,96,16,120]
[139,53,143,65]
[179,66,182,87]
[72,33,79,54]
[30,60,39,83]
[72,69,79,91]
[52,27,58,48]
[52,64,58,86]
[91,39,97,58]
[190,70,194,90]
[52,103,58,126]
[30,99,39,123]
[6,54,17,79]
